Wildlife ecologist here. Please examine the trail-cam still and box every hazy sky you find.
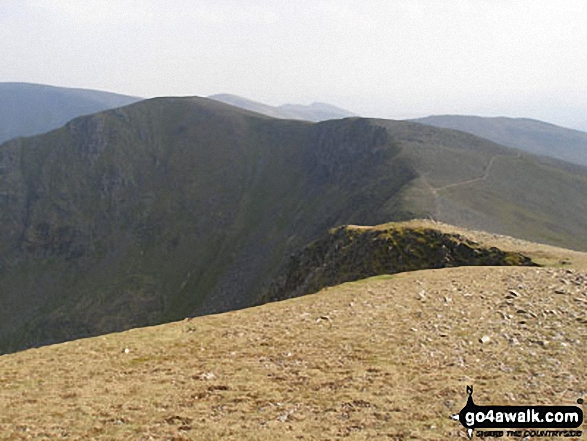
[2,0,586,128]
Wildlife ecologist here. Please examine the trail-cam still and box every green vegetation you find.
[373,119,587,251]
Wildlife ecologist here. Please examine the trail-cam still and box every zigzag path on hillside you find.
[431,152,519,191]
[423,153,521,217]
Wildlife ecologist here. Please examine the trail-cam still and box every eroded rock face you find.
[261,225,536,303]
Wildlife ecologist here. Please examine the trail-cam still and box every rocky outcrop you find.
[260,224,537,303]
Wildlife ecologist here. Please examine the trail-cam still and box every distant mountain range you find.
[412,115,587,167]
[1,96,587,353]
[208,93,356,121]
[0,82,142,143]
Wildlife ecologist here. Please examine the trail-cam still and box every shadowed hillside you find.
[0,82,141,143]
[412,114,587,167]
[1,97,587,353]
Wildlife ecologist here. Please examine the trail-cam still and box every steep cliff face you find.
[261,223,536,303]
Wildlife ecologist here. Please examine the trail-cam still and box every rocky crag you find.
[261,222,536,303]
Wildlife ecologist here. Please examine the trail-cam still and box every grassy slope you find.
[2,98,587,354]
[0,246,585,439]
[412,115,587,167]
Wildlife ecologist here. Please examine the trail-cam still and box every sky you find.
[1,0,587,128]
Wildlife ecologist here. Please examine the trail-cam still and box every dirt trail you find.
[434,152,521,192]
[423,153,520,218]
[435,153,501,191]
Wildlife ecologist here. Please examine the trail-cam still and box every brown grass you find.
[1,262,585,440]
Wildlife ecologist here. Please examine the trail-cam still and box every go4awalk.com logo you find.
[451,386,584,439]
